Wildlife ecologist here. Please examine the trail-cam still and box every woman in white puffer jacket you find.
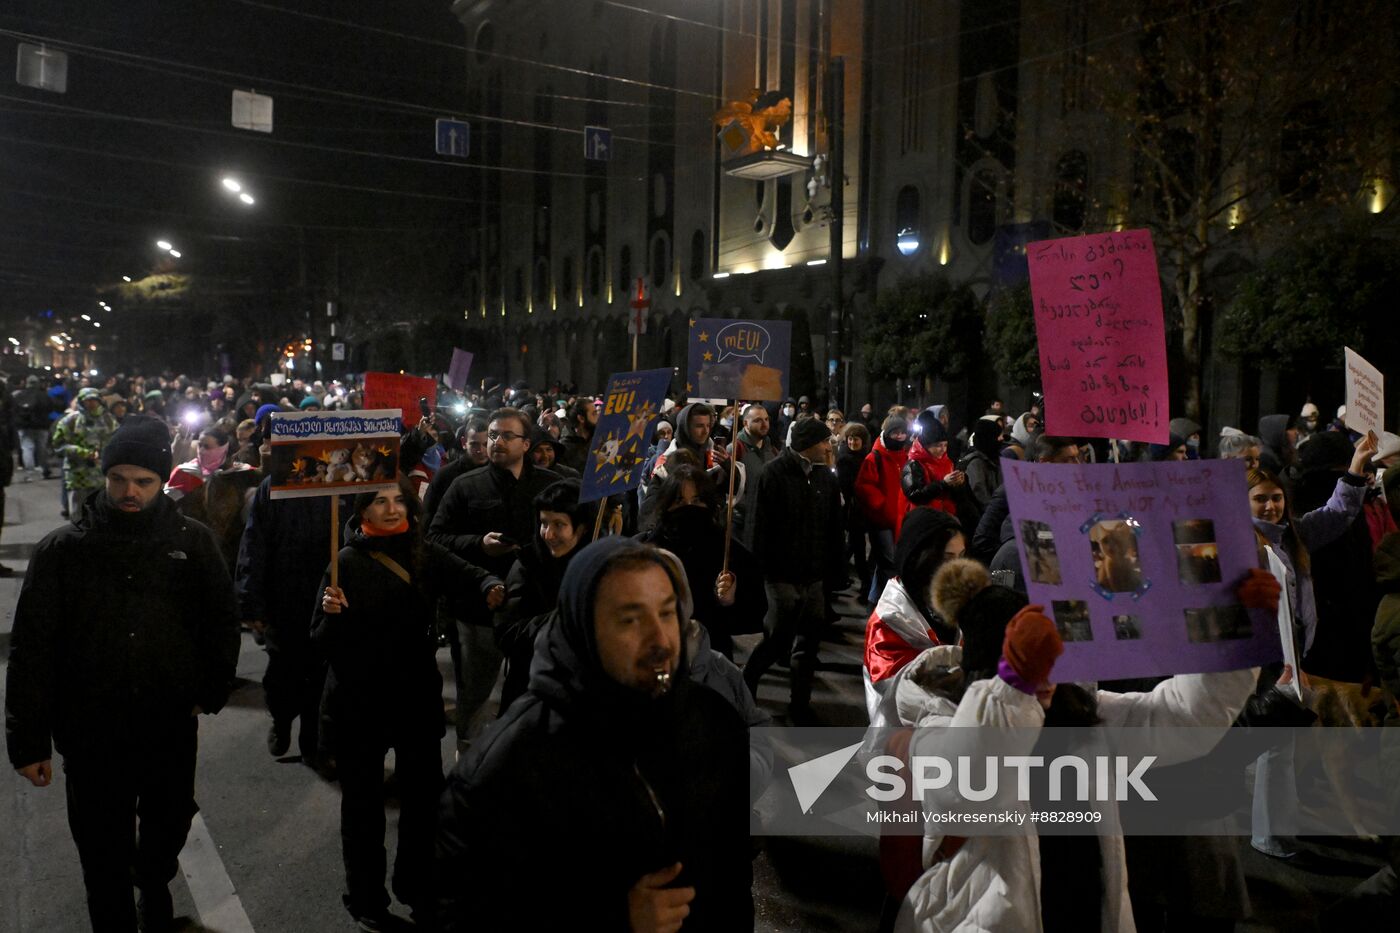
[890,560,1273,933]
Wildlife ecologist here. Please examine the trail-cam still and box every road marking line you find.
[178,812,256,933]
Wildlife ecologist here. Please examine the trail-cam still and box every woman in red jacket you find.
[855,415,910,601]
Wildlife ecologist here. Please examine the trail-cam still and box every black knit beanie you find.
[100,415,173,479]
[790,417,831,453]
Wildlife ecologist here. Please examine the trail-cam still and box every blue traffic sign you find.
[435,119,470,158]
[584,125,612,162]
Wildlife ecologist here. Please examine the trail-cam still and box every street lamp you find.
[169,249,182,259]
[221,177,242,193]
[239,192,255,205]
[156,239,173,251]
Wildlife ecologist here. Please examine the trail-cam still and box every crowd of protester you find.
[6,363,1400,931]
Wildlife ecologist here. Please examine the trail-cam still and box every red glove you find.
[1002,605,1063,687]
[1236,568,1281,613]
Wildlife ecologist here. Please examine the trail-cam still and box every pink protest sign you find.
[1028,229,1169,444]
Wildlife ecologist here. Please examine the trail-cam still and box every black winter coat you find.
[638,510,768,651]
[234,476,340,636]
[310,528,501,744]
[436,537,752,932]
[1295,468,1381,681]
[5,493,239,767]
[493,539,571,713]
[427,461,560,582]
[752,448,844,587]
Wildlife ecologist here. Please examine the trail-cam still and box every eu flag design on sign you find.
[579,368,673,503]
[686,317,792,402]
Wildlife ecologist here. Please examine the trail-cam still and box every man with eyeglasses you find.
[428,408,560,747]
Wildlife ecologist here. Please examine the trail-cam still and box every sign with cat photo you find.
[1003,458,1276,681]
[686,317,791,402]
[267,409,401,500]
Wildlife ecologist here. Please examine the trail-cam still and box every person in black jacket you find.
[742,418,844,720]
[557,395,597,473]
[13,373,55,481]
[494,479,596,713]
[5,415,240,933]
[316,475,503,931]
[436,537,752,932]
[637,464,765,659]
[236,473,341,766]
[836,423,873,602]
[427,407,559,745]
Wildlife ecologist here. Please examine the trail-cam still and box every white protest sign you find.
[1265,546,1302,702]
[1344,346,1384,438]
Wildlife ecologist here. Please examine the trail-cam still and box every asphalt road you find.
[0,477,1386,931]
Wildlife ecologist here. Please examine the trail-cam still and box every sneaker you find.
[267,720,291,757]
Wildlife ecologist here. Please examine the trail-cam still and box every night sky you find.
[0,0,469,322]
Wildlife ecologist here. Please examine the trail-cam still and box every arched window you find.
[619,245,633,293]
[895,185,921,256]
[561,256,575,300]
[587,248,603,297]
[1053,150,1089,232]
[650,234,669,288]
[689,229,706,280]
[474,23,495,65]
[966,167,1002,246]
[533,258,549,306]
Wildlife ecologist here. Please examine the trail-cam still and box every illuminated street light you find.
[239,192,255,205]
[221,177,242,193]
[121,275,131,282]
[169,249,182,258]
[7,338,19,346]
[156,239,172,251]
[81,314,91,321]
[92,322,101,328]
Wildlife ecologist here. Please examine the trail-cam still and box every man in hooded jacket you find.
[435,537,752,931]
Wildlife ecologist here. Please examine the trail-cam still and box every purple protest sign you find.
[446,348,474,391]
[1003,458,1279,682]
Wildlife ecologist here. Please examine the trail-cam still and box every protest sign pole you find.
[722,399,740,574]
[329,495,340,588]
[591,502,608,542]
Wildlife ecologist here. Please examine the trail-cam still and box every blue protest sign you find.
[579,368,672,503]
[686,317,791,402]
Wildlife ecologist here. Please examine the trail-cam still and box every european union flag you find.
[686,317,791,402]
[579,368,673,503]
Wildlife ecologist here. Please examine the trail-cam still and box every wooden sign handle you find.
[591,500,608,542]
[329,495,340,589]
[722,399,741,575]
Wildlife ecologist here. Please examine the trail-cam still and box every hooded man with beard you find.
[493,479,597,712]
[6,415,239,932]
[435,537,752,932]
